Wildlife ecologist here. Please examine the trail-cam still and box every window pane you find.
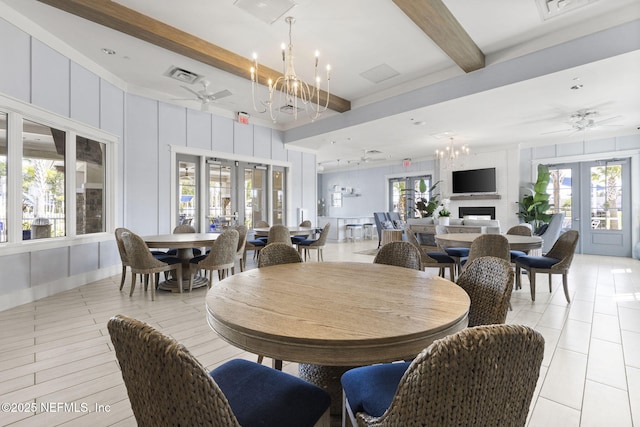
[590,164,622,230]
[0,113,6,243]
[76,136,105,234]
[178,160,197,227]
[209,163,232,230]
[272,168,284,225]
[22,119,65,239]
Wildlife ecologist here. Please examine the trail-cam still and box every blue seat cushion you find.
[510,250,527,261]
[247,239,267,247]
[425,252,455,263]
[154,256,181,265]
[460,256,469,266]
[297,238,317,247]
[210,359,330,427]
[444,247,470,257]
[150,250,167,256]
[291,235,307,244]
[516,256,560,269]
[341,362,411,418]
[189,254,207,264]
[166,248,202,256]
[257,236,269,243]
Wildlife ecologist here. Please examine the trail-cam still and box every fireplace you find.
[458,206,496,219]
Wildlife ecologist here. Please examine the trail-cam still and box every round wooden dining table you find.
[435,232,543,251]
[205,261,470,418]
[252,225,314,237]
[143,232,219,291]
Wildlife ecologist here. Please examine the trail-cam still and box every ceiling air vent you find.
[535,0,600,21]
[165,66,202,84]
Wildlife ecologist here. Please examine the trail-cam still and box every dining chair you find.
[115,227,135,291]
[120,231,183,300]
[188,229,238,290]
[404,227,456,279]
[515,230,579,303]
[231,224,247,274]
[108,314,331,427]
[258,242,303,268]
[537,212,566,255]
[461,233,510,270]
[456,256,514,326]
[340,324,544,427]
[373,241,421,270]
[166,224,202,256]
[297,222,331,261]
[507,224,533,261]
[267,224,293,246]
[291,220,313,244]
[435,224,469,276]
[254,220,271,243]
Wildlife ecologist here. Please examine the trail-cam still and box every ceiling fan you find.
[544,109,622,135]
[173,80,232,111]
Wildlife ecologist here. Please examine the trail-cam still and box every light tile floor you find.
[0,240,638,426]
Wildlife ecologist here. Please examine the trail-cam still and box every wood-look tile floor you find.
[1,240,638,426]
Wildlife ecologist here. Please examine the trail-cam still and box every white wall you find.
[0,16,316,310]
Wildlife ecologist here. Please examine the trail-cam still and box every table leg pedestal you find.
[157,247,209,292]
[298,363,356,423]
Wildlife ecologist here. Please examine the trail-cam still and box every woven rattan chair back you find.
[456,256,514,326]
[373,241,422,270]
[258,243,303,268]
[120,231,182,299]
[404,227,454,277]
[255,220,270,229]
[190,229,238,289]
[507,225,533,236]
[466,233,510,266]
[267,224,293,245]
[108,314,241,426]
[233,225,248,273]
[300,220,312,227]
[354,324,544,426]
[173,224,196,234]
[298,222,331,262]
[544,230,580,271]
[115,228,132,290]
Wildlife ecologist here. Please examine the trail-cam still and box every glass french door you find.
[547,158,631,256]
[207,160,236,230]
[243,164,268,229]
[388,175,433,220]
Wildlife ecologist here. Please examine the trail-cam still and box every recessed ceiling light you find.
[101,48,116,55]
[413,121,426,126]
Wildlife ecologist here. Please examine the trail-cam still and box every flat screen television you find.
[452,167,496,193]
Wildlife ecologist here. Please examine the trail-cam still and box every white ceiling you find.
[3,0,640,171]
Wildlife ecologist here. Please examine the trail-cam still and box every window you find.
[389,175,433,220]
[272,167,285,225]
[76,136,106,234]
[0,101,113,245]
[178,158,198,227]
[22,120,66,239]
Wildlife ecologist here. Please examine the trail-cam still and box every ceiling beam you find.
[392,0,485,73]
[35,0,351,113]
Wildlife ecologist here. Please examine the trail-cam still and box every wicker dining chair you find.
[515,230,579,303]
[231,224,247,274]
[405,227,456,279]
[120,231,183,300]
[258,242,303,268]
[166,224,202,256]
[108,314,331,427]
[115,227,135,291]
[461,233,510,270]
[456,256,514,327]
[188,229,238,290]
[297,222,331,262]
[373,241,422,270]
[291,220,313,244]
[267,224,293,246]
[436,225,469,276]
[255,242,303,368]
[341,324,545,427]
[507,224,534,261]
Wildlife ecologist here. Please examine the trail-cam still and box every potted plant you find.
[415,180,441,218]
[438,207,451,226]
[517,164,552,232]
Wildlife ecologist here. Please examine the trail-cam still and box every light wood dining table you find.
[205,261,470,419]
[143,232,219,291]
[252,225,315,237]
